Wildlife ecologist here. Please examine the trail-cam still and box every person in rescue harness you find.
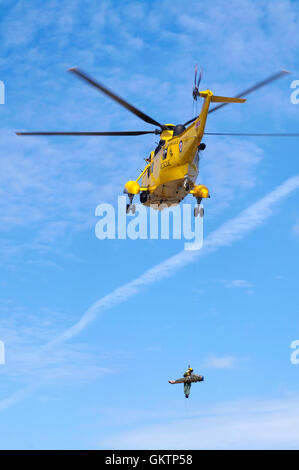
[183,366,193,398]
[168,366,204,398]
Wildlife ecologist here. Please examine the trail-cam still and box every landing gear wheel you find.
[126,204,136,215]
[126,193,136,215]
[140,191,148,204]
[194,207,204,217]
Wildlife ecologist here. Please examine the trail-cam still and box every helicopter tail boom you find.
[198,91,246,104]
[210,95,246,104]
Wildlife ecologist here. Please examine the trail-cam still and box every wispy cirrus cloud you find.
[2,0,297,266]
[52,173,299,345]
[0,2,298,443]
[218,279,254,290]
[0,175,298,412]
[98,395,299,450]
[0,300,123,389]
[292,220,299,236]
[204,356,239,369]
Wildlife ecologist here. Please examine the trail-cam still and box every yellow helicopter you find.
[17,67,299,217]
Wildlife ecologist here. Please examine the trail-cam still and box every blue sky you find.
[0,0,299,450]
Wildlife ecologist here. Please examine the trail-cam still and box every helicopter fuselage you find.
[16,66,292,214]
[137,91,212,209]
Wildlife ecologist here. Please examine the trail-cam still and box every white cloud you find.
[0,0,299,422]
[293,220,299,236]
[219,279,254,289]
[200,139,264,213]
[1,0,298,261]
[0,175,297,412]
[0,300,116,386]
[52,173,299,344]
[204,356,238,369]
[98,395,299,449]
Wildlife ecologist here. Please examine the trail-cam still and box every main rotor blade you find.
[184,116,198,127]
[184,70,291,126]
[208,70,290,114]
[68,67,165,130]
[197,67,203,88]
[16,130,159,136]
[204,132,299,137]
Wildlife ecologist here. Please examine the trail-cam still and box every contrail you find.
[50,174,299,345]
[1,174,298,412]
[0,384,39,412]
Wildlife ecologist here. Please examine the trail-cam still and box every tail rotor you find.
[192,64,203,101]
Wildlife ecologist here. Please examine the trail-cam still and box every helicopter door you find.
[146,162,154,183]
